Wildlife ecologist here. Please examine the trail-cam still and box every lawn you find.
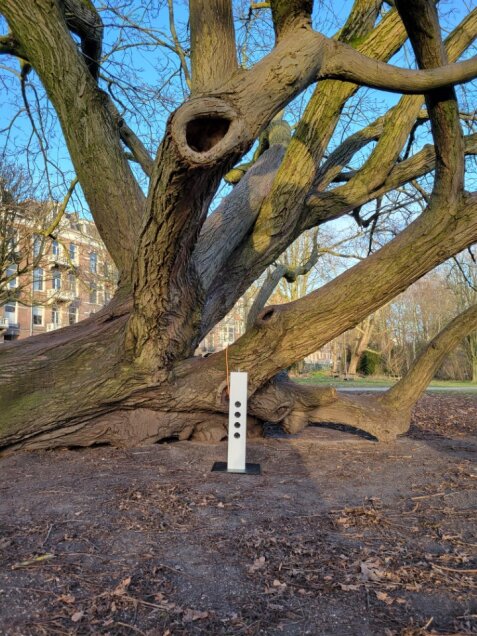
[296,371,477,393]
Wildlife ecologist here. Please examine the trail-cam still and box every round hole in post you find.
[234,422,241,429]
[235,401,241,407]
[234,432,240,439]
[186,117,231,153]
[234,412,241,418]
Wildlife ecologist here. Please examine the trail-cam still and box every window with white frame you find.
[6,264,17,288]
[89,252,97,273]
[51,306,60,325]
[68,306,78,325]
[89,282,97,304]
[33,268,44,291]
[221,324,235,345]
[52,240,60,257]
[52,269,61,290]
[32,305,43,326]
[33,235,42,258]
[67,272,76,295]
[69,243,77,263]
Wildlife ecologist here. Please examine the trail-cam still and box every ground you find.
[0,393,476,636]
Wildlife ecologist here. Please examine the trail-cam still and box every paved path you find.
[338,385,477,393]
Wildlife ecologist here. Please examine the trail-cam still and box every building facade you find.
[0,213,116,342]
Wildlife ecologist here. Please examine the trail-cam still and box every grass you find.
[296,371,477,393]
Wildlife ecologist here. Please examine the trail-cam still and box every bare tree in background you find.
[1,0,477,452]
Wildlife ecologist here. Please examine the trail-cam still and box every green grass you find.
[296,371,477,393]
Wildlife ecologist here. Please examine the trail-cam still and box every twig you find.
[431,564,477,574]
[115,622,147,635]
[411,489,470,500]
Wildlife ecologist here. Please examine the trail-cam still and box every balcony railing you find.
[46,254,70,268]
[46,288,76,302]
[5,322,20,336]
[46,322,62,332]
[0,317,9,330]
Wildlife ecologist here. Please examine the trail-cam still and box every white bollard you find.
[227,372,248,471]
[211,371,261,475]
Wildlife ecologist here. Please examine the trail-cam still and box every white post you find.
[227,371,248,472]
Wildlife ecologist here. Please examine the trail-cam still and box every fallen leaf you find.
[247,556,266,573]
[58,594,75,604]
[360,560,384,582]
[182,609,209,622]
[375,591,393,605]
[71,610,84,623]
[113,576,131,596]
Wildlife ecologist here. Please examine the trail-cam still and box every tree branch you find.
[395,0,464,204]
[0,32,26,59]
[104,97,153,177]
[167,0,191,89]
[270,0,313,39]
[320,39,477,94]
[60,0,103,80]
[189,0,238,93]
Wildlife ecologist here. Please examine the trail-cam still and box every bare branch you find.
[189,0,238,93]
[395,0,464,203]
[105,98,153,177]
[60,0,103,80]
[0,32,26,58]
[320,39,477,94]
[270,0,313,39]
[167,0,191,89]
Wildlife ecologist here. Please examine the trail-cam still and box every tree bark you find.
[347,315,376,376]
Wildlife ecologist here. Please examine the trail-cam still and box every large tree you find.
[1,0,477,452]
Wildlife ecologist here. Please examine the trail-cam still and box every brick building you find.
[0,213,116,342]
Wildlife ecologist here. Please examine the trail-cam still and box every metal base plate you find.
[211,461,261,475]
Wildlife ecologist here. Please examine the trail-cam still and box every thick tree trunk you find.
[347,315,376,376]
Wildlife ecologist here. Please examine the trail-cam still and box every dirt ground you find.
[0,393,476,636]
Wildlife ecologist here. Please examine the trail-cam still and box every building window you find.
[89,283,97,304]
[221,325,235,345]
[51,306,60,326]
[6,230,17,259]
[52,269,61,290]
[32,306,43,326]
[6,264,17,288]
[33,268,44,291]
[103,261,109,277]
[52,240,60,257]
[104,290,111,305]
[33,235,42,258]
[67,272,76,295]
[68,306,78,325]
[4,302,16,323]
[69,243,77,263]
[89,252,97,273]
